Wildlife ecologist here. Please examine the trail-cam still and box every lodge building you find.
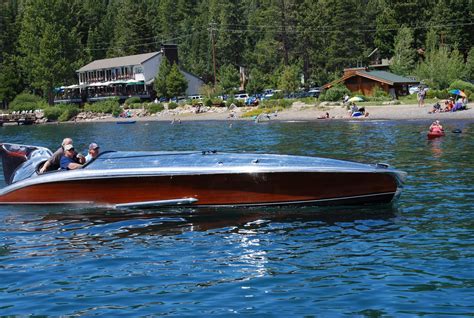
[55,45,204,104]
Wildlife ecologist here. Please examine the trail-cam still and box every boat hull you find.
[0,171,399,207]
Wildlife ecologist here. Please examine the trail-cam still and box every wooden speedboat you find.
[0,143,406,208]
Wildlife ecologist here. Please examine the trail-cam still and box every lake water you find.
[1,119,473,316]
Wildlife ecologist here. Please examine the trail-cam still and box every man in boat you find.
[60,144,83,170]
[39,138,84,173]
[85,142,100,163]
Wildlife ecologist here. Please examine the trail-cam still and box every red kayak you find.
[428,128,445,139]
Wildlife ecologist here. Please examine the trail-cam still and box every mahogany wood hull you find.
[0,171,399,206]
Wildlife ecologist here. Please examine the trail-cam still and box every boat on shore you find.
[0,143,406,208]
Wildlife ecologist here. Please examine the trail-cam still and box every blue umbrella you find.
[449,89,466,97]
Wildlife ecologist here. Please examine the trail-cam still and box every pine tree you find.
[154,58,171,98]
[465,47,474,81]
[429,0,473,57]
[245,68,266,94]
[416,45,465,89]
[390,26,416,76]
[218,64,240,93]
[373,6,398,58]
[0,55,21,107]
[215,2,245,67]
[278,64,300,93]
[17,0,83,104]
[324,0,365,71]
[109,0,155,57]
[167,63,188,99]
[0,0,21,106]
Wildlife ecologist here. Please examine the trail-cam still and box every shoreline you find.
[71,102,474,124]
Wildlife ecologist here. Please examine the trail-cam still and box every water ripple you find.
[0,120,473,316]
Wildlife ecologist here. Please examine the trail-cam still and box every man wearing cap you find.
[85,143,100,164]
[60,144,83,170]
[40,137,84,173]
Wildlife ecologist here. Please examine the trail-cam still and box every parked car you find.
[308,87,321,98]
[409,85,429,95]
[234,93,249,103]
[188,95,203,100]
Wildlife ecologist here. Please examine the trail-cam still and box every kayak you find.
[427,129,445,139]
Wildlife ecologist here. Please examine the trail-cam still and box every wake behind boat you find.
[0,143,406,208]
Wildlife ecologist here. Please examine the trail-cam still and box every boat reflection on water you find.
[17,205,400,239]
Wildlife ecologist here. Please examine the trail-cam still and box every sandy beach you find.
[102,102,474,123]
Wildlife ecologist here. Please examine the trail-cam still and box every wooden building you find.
[323,68,419,98]
[55,45,204,104]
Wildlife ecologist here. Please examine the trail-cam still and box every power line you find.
[218,22,474,34]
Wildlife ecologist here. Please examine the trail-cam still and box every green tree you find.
[430,0,473,57]
[416,46,465,89]
[465,47,474,81]
[324,0,365,71]
[0,56,21,107]
[154,58,171,98]
[278,65,300,93]
[373,6,398,58]
[215,2,245,67]
[17,0,82,104]
[390,26,416,76]
[108,0,155,57]
[166,63,188,99]
[246,69,266,94]
[218,64,240,93]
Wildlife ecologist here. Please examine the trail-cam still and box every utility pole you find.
[209,22,217,86]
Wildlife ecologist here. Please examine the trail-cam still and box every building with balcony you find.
[55,45,204,104]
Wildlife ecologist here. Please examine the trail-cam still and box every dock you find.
[0,113,36,126]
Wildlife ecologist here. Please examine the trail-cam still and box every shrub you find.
[144,103,164,114]
[211,98,224,107]
[168,102,178,110]
[124,96,141,105]
[191,99,202,106]
[272,91,284,99]
[204,98,213,107]
[58,105,79,122]
[426,89,450,99]
[126,103,145,109]
[448,80,474,97]
[43,106,63,121]
[372,86,391,98]
[9,93,45,111]
[83,98,120,114]
[260,99,292,109]
[225,98,243,107]
[321,85,350,102]
[241,106,285,118]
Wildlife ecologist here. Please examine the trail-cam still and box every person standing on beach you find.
[418,87,426,107]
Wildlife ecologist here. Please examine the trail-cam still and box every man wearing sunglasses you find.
[60,144,83,170]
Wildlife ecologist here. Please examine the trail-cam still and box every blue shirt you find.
[60,156,76,170]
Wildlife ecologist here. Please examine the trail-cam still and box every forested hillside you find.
[0,0,473,104]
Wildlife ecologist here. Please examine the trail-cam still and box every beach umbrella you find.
[348,96,364,102]
[449,89,466,97]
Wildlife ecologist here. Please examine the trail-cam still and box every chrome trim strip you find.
[197,192,397,207]
[115,198,198,208]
